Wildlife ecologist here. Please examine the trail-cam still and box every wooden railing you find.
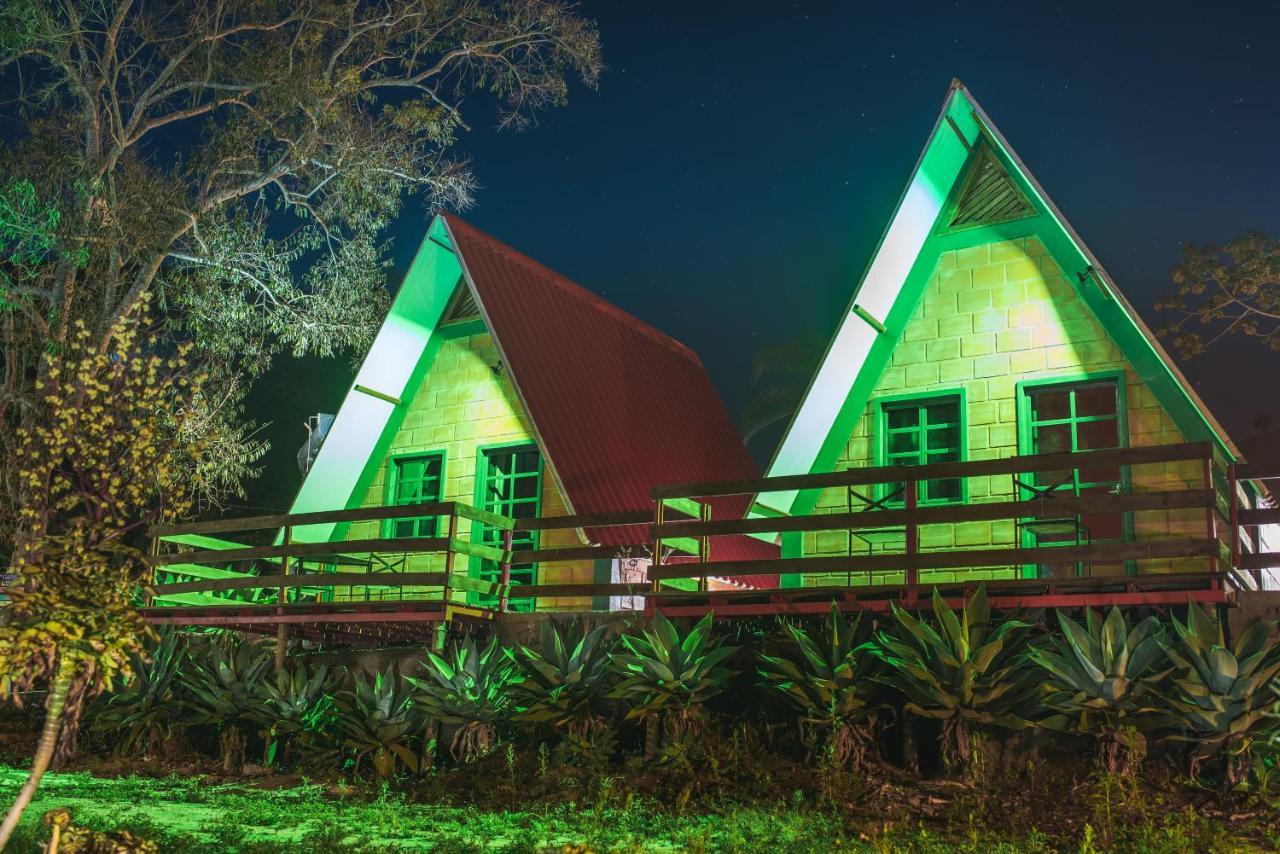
[146,502,656,612]
[146,441,1271,621]
[1231,459,1280,588]
[649,441,1240,595]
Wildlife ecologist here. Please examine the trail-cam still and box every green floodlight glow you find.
[760,82,1237,527]
[760,89,974,517]
[287,217,462,543]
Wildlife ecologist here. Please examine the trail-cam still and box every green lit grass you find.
[2,766,1275,852]
[4,767,852,852]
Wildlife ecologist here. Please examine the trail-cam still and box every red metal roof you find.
[442,214,777,578]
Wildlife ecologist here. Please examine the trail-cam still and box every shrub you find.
[92,628,189,758]
[407,636,516,763]
[610,611,738,762]
[332,667,420,779]
[874,586,1037,775]
[1157,601,1280,786]
[1028,606,1169,773]
[757,603,884,770]
[181,633,272,772]
[254,661,337,767]
[510,620,617,766]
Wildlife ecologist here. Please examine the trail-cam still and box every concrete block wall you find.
[802,234,1205,585]
[335,332,594,608]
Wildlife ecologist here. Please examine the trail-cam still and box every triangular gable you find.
[287,213,775,564]
[762,80,1238,517]
[945,144,1034,229]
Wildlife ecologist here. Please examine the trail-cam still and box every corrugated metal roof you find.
[442,214,777,577]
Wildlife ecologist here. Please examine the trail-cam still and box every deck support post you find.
[499,528,514,613]
[698,501,712,592]
[904,478,919,600]
[1202,455,1220,590]
[276,526,292,671]
[648,500,664,614]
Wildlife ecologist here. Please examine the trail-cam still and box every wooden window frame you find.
[383,450,447,539]
[873,388,968,507]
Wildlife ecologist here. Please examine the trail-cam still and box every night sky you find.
[245,0,1280,511]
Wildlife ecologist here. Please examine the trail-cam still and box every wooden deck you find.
[139,442,1280,646]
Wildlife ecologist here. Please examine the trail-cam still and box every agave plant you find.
[181,632,273,772]
[93,628,188,758]
[509,620,616,765]
[332,667,421,779]
[758,603,884,770]
[1029,607,1169,773]
[1157,601,1280,786]
[610,611,738,760]
[510,621,615,732]
[254,661,337,766]
[407,635,516,762]
[874,586,1036,774]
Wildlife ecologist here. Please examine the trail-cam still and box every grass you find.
[2,764,1277,852]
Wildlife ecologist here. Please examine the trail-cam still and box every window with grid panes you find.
[389,453,444,538]
[475,445,541,611]
[1024,379,1124,542]
[879,396,963,505]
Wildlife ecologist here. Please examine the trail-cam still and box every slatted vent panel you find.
[441,280,480,323]
[949,149,1034,228]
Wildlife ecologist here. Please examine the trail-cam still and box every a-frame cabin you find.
[276,213,774,613]
[753,80,1269,596]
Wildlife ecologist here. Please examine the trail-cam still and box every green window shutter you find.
[879,394,964,505]
[474,444,542,611]
[390,453,444,538]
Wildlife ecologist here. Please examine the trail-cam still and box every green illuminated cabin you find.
[146,81,1276,638]
[757,80,1254,588]
[279,214,770,613]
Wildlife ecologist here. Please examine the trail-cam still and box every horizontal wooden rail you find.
[515,510,651,531]
[149,536,506,567]
[1239,552,1280,571]
[650,538,1218,581]
[520,544,639,563]
[651,489,1213,539]
[1236,461,1280,481]
[152,501,460,537]
[149,572,449,597]
[653,441,1214,500]
[1239,507,1280,526]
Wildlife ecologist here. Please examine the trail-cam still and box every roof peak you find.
[441,212,704,366]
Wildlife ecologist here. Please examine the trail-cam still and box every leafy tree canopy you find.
[0,0,602,533]
[1157,231,1280,358]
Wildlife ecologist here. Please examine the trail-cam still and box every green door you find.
[474,444,542,611]
[1022,378,1125,575]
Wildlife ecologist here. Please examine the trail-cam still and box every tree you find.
[0,0,602,551]
[0,312,219,848]
[1156,231,1280,358]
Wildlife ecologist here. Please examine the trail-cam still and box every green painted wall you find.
[801,231,1207,584]
[332,330,595,608]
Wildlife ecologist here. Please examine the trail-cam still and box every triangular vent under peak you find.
[440,279,480,324]
[948,146,1034,229]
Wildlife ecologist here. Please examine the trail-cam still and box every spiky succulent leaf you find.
[873,586,1036,746]
[609,611,738,722]
[93,628,188,756]
[1156,601,1280,768]
[407,636,516,731]
[331,667,420,778]
[509,620,615,731]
